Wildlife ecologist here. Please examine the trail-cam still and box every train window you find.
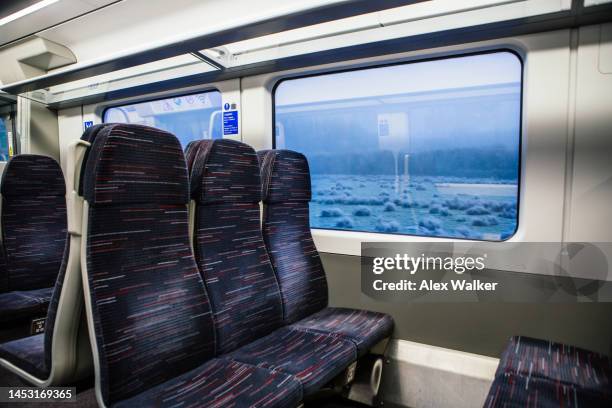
[0,117,9,161]
[103,91,223,146]
[274,51,522,240]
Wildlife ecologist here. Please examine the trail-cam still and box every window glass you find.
[274,52,521,240]
[0,117,9,161]
[103,91,223,146]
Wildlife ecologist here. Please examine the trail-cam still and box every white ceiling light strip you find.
[0,0,60,27]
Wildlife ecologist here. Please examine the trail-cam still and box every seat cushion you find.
[497,336,612,396]
[291,307,394,357]
[227,327,357,396]
[485,372,611,408]
[113,358,302,408]
[0,334,47,379]
[0,287,53,324]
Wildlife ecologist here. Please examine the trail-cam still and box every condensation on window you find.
[274,52,522,241]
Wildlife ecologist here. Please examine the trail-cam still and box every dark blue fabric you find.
[0,287,51,324]
[0,334,46,379]
[496,336,611,396]
[190,139,262,204]
[485,372,611,408]
[259,149,311,203]
[227,327,357,396]
[258,150,328,324]
[113,358,302,408]
[83,124,216,405]
[83,124,189,205]
[291,307,394,357]
[259,149,394,356]
[190,139,283,354]
[1,154,67,292]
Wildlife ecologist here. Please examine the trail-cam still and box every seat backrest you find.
[190,139,283,354]
[0,154,67,292]
[43,123,110,380]
[81,124,215,406]
[258,149,328,324]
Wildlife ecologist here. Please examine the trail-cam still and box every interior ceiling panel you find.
[36,0,365,63]
[0,0,119,47]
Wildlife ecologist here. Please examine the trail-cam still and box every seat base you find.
[114,358,302,408]
[0,287,53,325]
[485,372,611,408]
[497,336,612,395]
[0,334,47,380]
[291,307,394,357]
[227,327,357,396]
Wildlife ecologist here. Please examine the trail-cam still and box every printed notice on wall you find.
[223,110,239,135]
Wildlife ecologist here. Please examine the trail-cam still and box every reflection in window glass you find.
[274,52,521,240]
[0,117,9,161]
[103,91,223,146]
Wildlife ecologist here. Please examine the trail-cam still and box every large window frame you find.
[271,49,524,242]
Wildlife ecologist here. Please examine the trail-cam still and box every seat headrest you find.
[190,139,261,204]
[258,149,311,203]
[1,154,65,198]
[82,123,189,205]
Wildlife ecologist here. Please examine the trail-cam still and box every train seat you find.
[0,155,67,331]
[258,149,394,357]
[80,124,301,407]
[485,336,612,407]
[0,127,113,385]
[189,139,357,396]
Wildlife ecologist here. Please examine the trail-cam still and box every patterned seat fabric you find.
[82,125,301,407]
[227,327,357,396]
[0,125,112,380]
[485,372,611,408]
[189,140,357,396]
[114,358,302,408]
[1,155,67,293]
[496,336,611,396]
[0,287,53,324]
[485,336,611,407]
[258,149,394,356]
[189,139,284,354]
[0,154,66,320]
[291,307,394,356]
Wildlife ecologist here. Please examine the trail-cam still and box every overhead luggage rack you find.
[2,0,612,108]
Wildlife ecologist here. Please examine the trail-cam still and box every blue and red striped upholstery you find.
[189,139,284,354]
[114,358,302,408]
[227,327,357,396]
[258,149,393,356]
[292,307,394,356]
[496,336,611,395]
[83,126,302,407]
[188,139,358,397]
[485,372,610,408]
[258,149,327,324]
[1,154,67,292]
[485,336,611,407]
[83,124,215,404]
